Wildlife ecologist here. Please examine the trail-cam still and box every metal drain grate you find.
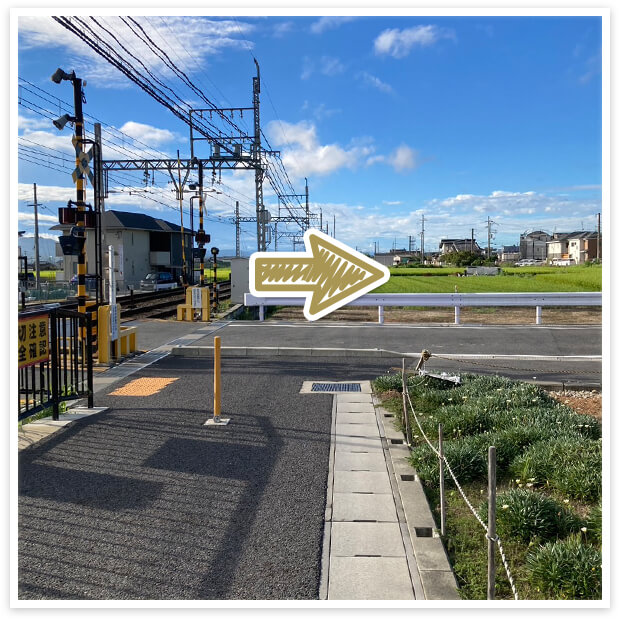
[311,382,362,393]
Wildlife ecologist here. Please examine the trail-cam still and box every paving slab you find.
[328,557,414,600]
[335,412,377,425]
[336,402,376,414]
[334,423,379,438]
[333,470,392,494]
[336,393,375,403]
[420,570,461,600]
[332,492,397,522]
[334,451,388,472]
[334,436,383,453]
[330,522,405,557]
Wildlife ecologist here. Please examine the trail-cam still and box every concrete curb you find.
[18,407,109,452]
[374,403,460,600]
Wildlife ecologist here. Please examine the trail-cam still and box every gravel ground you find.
[18,357,340,600]
[547,389,602,421]
[18,356,397,601]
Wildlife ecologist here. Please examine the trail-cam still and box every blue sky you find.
[15,11,604,256]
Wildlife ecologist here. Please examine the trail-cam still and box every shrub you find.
[526,536,602,599]
[373,372,448,394]
[584,503,602,544]
[511,437,602,501]
[480,489,582,544]
[410,438,487,487]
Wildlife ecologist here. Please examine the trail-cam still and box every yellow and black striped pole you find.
[73,76,87,348]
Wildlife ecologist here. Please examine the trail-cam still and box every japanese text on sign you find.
[18,314,49,368]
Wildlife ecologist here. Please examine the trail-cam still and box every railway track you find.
[23,280,232,321]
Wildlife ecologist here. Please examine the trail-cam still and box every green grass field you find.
[379,265,601,293]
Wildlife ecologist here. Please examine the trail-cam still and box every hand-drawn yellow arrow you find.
[249,229,390,321]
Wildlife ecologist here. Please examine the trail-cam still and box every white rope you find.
[404,382,519,600]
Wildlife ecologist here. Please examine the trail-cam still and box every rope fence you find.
[401,357,520,600]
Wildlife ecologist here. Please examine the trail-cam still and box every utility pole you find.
[486,216,495,259]
[235,201,240,257]
[333,215,336,239]
[94,123,105,304]
[253,59,266,252]
[471,228,475,253]
[420,215,425,264]
[30,183,41,294]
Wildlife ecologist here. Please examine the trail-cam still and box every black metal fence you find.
[18,307,93,422]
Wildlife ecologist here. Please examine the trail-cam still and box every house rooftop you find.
[51,210,186,233]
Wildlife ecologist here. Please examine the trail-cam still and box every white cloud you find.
[18,183,75,203]
[310,17,356,35]
[301,55,345,80]
[265,120,374,179]
[388,145,418,173]
[18,212,60,225]
[383,200,403,206]
[301,101,341,121]
[18,114,54,132]
[374,25,454,58]
[358,71,394,94]
[312,190,600,251]
[273,21,294,38]
[119,121,177,147]
[18,16,255,89]
[321,56,345,76]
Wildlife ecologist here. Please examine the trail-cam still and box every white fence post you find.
[535,305,542,325]
[378,305,384,324]
[439,423,446,537]
[259,304,265,322]
[454,305,461,325]
[487,445,497,600]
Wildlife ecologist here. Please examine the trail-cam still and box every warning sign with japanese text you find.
[18,313,49,368]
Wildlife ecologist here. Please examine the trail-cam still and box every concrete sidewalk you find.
[316,382,458,600]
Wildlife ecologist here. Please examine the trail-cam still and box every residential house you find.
[439,238,482,255]
[499,245,520,262]
[519,231,551,261]
[52,210,194,288]
[547,231,600,264]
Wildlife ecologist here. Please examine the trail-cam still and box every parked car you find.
[70,274,99,289]
[139,271,179,292]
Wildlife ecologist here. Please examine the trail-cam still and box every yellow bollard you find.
[205,335,229,425]
[213,336,221,420]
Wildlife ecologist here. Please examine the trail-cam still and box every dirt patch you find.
[269,306,601,325]
[547,390,602,421]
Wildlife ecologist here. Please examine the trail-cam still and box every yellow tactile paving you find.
[109,377,179,397]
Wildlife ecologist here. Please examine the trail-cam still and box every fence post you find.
[454,305,461,324]
[259,304,265,322]
[487,445,497,600]
[535,305,542,325]
[401,358,409,445]
[378,305,384,324]
[50,310,60,421]
[439,423,446,537]
[86,313,94,408]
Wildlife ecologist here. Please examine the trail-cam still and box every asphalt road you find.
[18,355,397,600]
[193,322,602,357]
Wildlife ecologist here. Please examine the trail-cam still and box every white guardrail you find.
[244,292,602,325]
